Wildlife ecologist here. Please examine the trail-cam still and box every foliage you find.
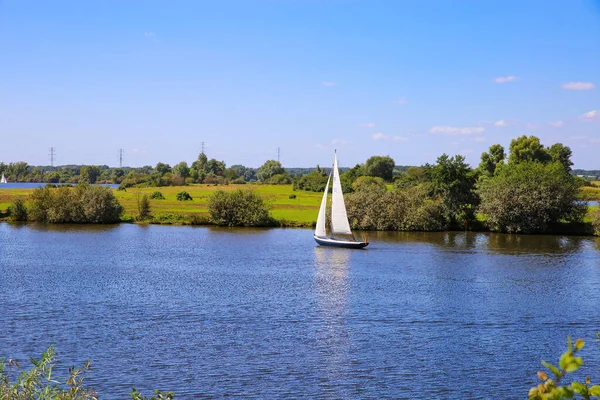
[478,161,583,233]
[8,198,28,221]
[137,194,152,221]
[478,144,506,177]
[293,169,329,192]
[28,184,123,223]
[176,191,193,201]
[79,165,101,184]
[352,176,386,193]
[528,337,600,400]
[364,155,395,181]
[425,154,479,227]
[0,346,97,399]
[394,166,427,189]
[0,346,174,399]
[257,160,285,182]
[150,191,165,200]
[345,185,446,231]
[509,135,552,164]
[592,207,600,236]
[207,189,274,226]
[289,194,297,199]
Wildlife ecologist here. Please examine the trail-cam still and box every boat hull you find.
[314,235,369,249]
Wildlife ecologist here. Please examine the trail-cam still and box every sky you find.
[1,0,599,169]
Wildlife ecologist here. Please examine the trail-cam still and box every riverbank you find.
[0,183,598,234]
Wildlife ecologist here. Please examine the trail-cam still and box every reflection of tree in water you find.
[486,233,584,254]
[594,237,600,252]
[312,247,351,395]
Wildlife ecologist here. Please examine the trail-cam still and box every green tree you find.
[7,198,28,221]
[425,154,479,227]
[205,159,226,176]
[592,207,600,236]
[80,165,101,184]
[207,189,273,226]
[547,143,574,172]
[364,156,395,181]
[478,144,506,177]
[137,194,152,220]
[508,135,550,164]
[257,160,285,182]
[155,162,171,176]
[352,176,387,193]
[191,152,208,173]
[478,161,582,233]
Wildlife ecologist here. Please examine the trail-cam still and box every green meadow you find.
[0,184,322,226]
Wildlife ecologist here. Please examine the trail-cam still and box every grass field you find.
[0,184,322,226]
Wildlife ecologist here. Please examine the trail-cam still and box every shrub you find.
[208,189,274,226]
[7,198,28,221]
[592,207,600,236]
[478,162,582,233]
[150,191,165,200]
[137,194,152,221]
[288,194,297,199]
[176,191,193,201]
[28,184,123,224]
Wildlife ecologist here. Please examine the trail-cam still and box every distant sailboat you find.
[314,151,369,249]
[0,174,7,184]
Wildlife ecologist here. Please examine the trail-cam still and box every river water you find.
[1,224,599,399]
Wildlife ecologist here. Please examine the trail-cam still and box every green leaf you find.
[589,386,600,396]
[572,382,588,395]
[560,386,575,398]
[575,339,585,352]
[542,361,562,378]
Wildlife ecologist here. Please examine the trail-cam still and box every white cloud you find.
[548,120,565,127]
[494,120,509,127]
[322,81,336,87]
[474,137,486,142]
[144,32,156,37]
[358,122,376,128]
[372,133,408,142]
[494,76,517,83]
[331,138,347,145]
[561,82,595,90]
[429,126,485,135]
[395,98,408,105]
[590,139,600,144]
[580,110,598,120]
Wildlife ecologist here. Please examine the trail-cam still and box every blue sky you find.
[1,0,599,169]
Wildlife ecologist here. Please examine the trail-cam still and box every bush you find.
[176,191,193,201]
[150,191,165,200]
[345,185,446,231]
[592,207,600,236]
[288,194,297,199]
[28,184,123,224]
[208,189,274,226]
[478,162,582,233]
[7,198,28,221]
[137,194,152,221]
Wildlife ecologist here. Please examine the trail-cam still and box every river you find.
[1,224,599,398]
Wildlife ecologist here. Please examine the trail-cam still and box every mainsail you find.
[330,152,353,235]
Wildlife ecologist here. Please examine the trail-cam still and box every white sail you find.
[0,174,6,184]
[330,152,353,235]
[314,172,331,237]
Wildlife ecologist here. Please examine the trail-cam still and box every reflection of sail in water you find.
[312,247,351,394]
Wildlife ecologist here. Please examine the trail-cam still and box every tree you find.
[508,135,550,164]
[79,165,100,184]
[172,161,190,180]
[547,143,574,172]
[205,159,226,176]
[257,160,285,182]
[364,156,395,181]
[478,144,505,177]
[155,162,171,176]
[478,161,583,233]
[352,176,387,193]
[425,154,479,227]
[191,152,208,172]
[137,194,152,220]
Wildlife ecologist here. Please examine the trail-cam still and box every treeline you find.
[336,135,598,234]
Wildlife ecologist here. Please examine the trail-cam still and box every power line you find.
[49,147,56,167]
[118,149,124,168]
[277,147,281,163]
[201,141,205,154]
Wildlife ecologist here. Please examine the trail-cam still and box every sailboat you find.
[0,174,7,184]
[314,151,369,249]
